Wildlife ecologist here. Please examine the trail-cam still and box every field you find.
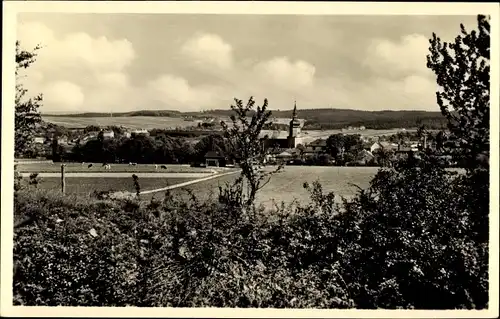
[16,162,236,197]
[42,116,199,130]
[30,177,198,196]
[16,162,218,174]
[148,166,381,205]
[42,115,418,138]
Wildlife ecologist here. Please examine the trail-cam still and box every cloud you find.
[43,81,85,111]
[18,21,135,76]
[364,34,433,78]
[17,21,136,112]
[16,19,440,113]
[180,33,234,70]
[253,57,316,90]
[147,74,221,111]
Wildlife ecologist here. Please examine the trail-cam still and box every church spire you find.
[292,101,297,119]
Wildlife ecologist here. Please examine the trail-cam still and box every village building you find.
[57,136,69,145]
[356,149,375,165]
[259,102,303,151]
[204,150,226,167]
[102,130,115,139]
[370,141,398,153]
[34,137,45,144]
[131,129,150,137]
[308,138,327,152]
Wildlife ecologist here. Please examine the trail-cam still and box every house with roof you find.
[204,150,226,167]
[355,149,375,165]
[308,138,327,152]
[370,141,398,153]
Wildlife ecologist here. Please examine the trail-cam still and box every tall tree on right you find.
[427,14,490,244]
[427,14,490,171]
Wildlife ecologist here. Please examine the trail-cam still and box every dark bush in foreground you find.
[13,157,488,308]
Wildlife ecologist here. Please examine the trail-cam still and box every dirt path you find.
[139,170,241,195]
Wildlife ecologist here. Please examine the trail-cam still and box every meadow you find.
[150,166,380,205]
[31,177,197,196]
[42,116,198,130]
[16,162,217,174]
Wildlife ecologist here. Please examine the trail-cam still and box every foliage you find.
[15,41,43,157]
[427,14,490,171]
[132,174,141,197]
[221,97,284,206]
[325,134,364,164]
[13,15,489,309]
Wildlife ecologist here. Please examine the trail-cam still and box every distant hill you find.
[42,108,448,130]
[44,110,183,118]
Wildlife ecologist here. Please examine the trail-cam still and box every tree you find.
[15,41,43,157]
[427,14,490,244]
[427,14,490,171]
[325,134,345,160]
[221,97,283,207]
[332,15,491,309]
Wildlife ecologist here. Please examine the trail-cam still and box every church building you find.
[259,102,303,151]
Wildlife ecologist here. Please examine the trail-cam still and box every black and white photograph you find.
[1,1,498,317]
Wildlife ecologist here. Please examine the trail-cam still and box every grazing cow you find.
[102,162,108,167]
[105,164,111,170]
[154,164,159,169]
[88,164,93,168]
[161,165,167,169]
[132,163,137,166]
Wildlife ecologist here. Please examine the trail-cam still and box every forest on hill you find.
[43,108,448,130]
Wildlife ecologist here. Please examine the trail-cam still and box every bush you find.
[13,152,488,308]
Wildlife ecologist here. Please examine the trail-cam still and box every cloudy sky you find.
[16,13,478,113]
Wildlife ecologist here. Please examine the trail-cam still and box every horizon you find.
[40,106,444,117]
[17,13,478,114]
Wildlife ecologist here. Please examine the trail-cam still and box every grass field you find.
[32,177,197,196]
[42,116,197,130]
[43,115,418,138]
[16,162,217,174]
[146,166,380,205]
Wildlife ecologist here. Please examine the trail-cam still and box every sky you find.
[16,13,478,113]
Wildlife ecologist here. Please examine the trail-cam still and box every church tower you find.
[288,101,301,148]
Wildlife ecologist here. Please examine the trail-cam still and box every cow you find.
[88,163,93,168]
[161,165,167,169]
[81,162,85,166]
[102,163,108,167]
[105,164,111,170]
[154,164,158,169]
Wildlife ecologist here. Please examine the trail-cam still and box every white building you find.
[102,131,115,139]
[131,129,150,136]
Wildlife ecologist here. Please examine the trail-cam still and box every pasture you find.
[30,177,197,196]
[15,162,218,174]
[149,166,381,205]
[42,116,199,130]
